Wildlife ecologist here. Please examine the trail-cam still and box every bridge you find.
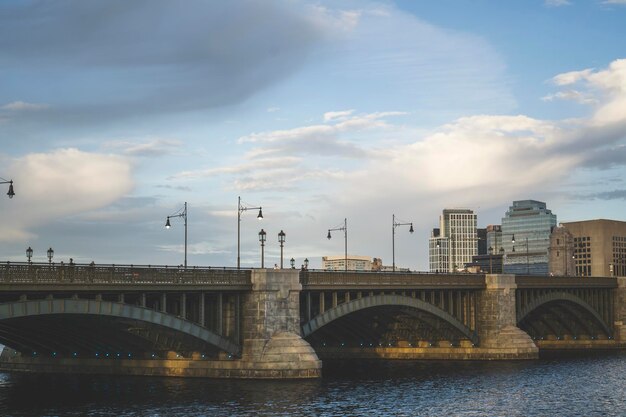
[0,262,624,378]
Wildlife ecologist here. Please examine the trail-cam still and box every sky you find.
[1,0,625,270]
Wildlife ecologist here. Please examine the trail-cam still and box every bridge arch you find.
[0,299,240,356]
[517,291,612,338]
[302,294,478,344]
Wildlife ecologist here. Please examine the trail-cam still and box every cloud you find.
[584,189,626,200]
[1,101,49,111]
[323,110,355,122]
[544,0,572,7]
[267,107,280,113]
[169,157,302,181]
[0,0,346,126]
[551,68,595,86]
[103,138,183,157]
[601,0,626,4]
[541,90,598,104]
[1,149,133,242]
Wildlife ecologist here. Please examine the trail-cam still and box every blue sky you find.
[1,0,625,270]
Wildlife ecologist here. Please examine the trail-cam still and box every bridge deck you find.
[300,270,486,290]
[0,262,252,292]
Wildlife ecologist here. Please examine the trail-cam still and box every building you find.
[486,225,503,253]
[428,229,449,273]
[469,253,504,274]
[501,200,557,275]
[322,255,372,271]
[477,228,487,255]
[429,209,477,273]
[561,219,626,277]
[548,225,575,276]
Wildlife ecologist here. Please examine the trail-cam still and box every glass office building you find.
[501,200,557,275]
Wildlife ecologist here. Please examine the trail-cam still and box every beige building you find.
[561,219,626,277]
[322,255,372,271]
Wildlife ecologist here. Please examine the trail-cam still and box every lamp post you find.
[304,258,309,270]
[290,257,295,269]
[165,202,188,269]
[0,178,14,199]
[26,246,33,264]
[258,229,267,268]
[488,246,493,274]
[47,247,54,264]
[278,230,286,269]
[238,196,263,269]
[327,218,348,271]
[392,214,414,272]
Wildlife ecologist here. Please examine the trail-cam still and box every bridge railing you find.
[0,262,252,286]
[300,269,486,288]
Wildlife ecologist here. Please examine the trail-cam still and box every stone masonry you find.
[476,274,538,359]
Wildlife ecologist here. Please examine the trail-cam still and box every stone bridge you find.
[0,262,624,378]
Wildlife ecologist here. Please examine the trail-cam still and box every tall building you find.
[561,219,626,277]
[477,228,487,255]
[429,229,449,273]
[429,209,477,272]
[501,200,557,275]
[486,225,503,253]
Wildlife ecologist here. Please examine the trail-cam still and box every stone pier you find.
[237,269,321,378]
[476,274,538,359]
[614,277,626,341]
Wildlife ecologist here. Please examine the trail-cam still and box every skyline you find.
[1,0,626,269]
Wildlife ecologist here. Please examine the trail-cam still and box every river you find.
[0,353,624,416]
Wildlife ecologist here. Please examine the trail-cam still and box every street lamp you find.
[0,178,14,198]
[290,257,295,269]
[278,230,286,269]
[238,196,263,269]
[165,202,188,269]
[26,246,33,263]
[304,258,309,270]
[47,247,54,264]
[258,229,267,268]
[392,214,414,272]
[327,218,348,271]
[488,246,493,274]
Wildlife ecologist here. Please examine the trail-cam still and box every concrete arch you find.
[0,299,240,355]
[301,294,478,344]
[517,291,612,337]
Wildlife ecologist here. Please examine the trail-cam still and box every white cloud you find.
[1,149,133,242]
[541,90,598,104]
[551,68,594,86]
[602,0,626,4]
[544,0,572,7]
[323,110,355,122]
[168,157,302,180]
[267,107,280,113]
[103,138,183,157]
[1,101,49,111]
[543,59,626,124]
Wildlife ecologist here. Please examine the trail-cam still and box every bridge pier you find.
[614,277,626,342]
[236,269,321,378]
[476,275,538,359]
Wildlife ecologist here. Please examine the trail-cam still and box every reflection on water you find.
[0,353,625,416]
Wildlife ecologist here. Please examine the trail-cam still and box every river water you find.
[0,353,624,416]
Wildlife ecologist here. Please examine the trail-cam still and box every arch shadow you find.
[0,299,240,355]
[301,294,478,344]
[517,291,612,337]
